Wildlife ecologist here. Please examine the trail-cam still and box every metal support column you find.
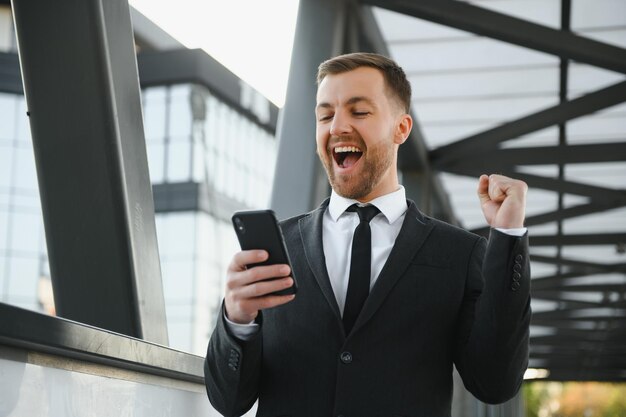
[270,0,348,219]
[11,0,168,344]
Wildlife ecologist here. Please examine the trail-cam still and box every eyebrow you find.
[315,96,377,111]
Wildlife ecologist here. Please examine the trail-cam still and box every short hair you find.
[316,52,412,113]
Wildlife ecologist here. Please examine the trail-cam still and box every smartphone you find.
[231,209,297,296]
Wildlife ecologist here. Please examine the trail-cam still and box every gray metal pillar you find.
[270,0,348,219]
[402,172,433,216]
[11,0,168,344]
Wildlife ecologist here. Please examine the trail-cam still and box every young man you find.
[205,53,530,417]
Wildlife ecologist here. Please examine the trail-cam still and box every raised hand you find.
[477,174,528,229]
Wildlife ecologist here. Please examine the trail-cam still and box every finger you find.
[229,250,268,272]
[488,174,507,202]
[226,292,295,324]
[235,293,296,315]
[238,276,294,299]
[254,294,296,310]
[477,174,490,203]
[489,175,528,201]
[228,263,291,289]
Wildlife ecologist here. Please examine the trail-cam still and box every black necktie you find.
[343,204,380,334]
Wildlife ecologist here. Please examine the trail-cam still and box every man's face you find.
[315,67,411,202]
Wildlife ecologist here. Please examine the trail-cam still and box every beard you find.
[318,133,395,200]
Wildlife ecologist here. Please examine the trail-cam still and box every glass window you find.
[14,146,38,190]
[0,254,5,295]
[191,135,205,183]
[0,93,16,140]
[15,99,30,143]
[166,140,191,182]
[6,256,40,308]
[9,212,41,254]
[143,101,167,141]
[168,85,192,138]
[195,213,216,263]
[161,258,194,301]
[0,209,8,250]
[146,141,164,183]
[142,86,167,104]
[0,144,13,188]
[167,321,192,353]
[12,190,40,211]
[155,212,196,260]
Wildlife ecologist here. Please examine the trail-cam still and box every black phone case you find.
[231,209,298,296]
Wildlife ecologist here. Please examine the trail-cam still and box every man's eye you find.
[318,115,333,121]
[353,111,369,117]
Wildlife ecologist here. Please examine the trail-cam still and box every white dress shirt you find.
[225,186,526,339]
[324,187,407,314]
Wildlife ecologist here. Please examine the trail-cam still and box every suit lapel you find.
[298,199,343,324]
[352,200,435,333]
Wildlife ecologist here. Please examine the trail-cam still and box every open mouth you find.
[333,146,363,169]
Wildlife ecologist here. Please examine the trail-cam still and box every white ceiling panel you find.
[410,66,559,101]
[572,0,626,30]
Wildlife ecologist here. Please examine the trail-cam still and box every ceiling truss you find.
[362,0,626,381]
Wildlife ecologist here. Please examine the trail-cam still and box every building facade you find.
[0,4,279,355]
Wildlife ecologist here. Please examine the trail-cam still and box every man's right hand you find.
[224,250,296,324]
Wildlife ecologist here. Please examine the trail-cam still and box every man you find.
[205,53,530,417]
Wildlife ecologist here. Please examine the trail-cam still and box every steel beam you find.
[532,308,626,321]
[430,80,626,167]
[531,255,626,272]
[361,0,626,74]
[11,0,168,343]
[531,233,626,246]
[270,0,346,219]
[531,336,626,347]
[534,284,626,293]
[443,143,626,171]
[471,201,626,236]
[523,202,626,226]
[354,5,456,223]
[532,271,626,291]
[449,169,626,203]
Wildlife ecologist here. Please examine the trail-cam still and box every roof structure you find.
[364,0,626,381]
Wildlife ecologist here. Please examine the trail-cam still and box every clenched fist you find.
[477,174,528,229]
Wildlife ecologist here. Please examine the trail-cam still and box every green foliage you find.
[525,382,626,417]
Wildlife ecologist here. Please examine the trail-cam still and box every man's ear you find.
[394,113,413,145]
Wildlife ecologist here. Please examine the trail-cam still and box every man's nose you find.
[329,113,352,136]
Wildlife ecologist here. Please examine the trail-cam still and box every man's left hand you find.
[477,174,528,229]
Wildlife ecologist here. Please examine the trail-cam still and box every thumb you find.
[477,174,491,204]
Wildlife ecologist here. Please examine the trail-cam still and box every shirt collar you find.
[328,186,407,224]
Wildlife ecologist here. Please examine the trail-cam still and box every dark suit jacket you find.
[205,199,530,417]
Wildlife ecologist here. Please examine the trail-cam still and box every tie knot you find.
[348,204,380,223]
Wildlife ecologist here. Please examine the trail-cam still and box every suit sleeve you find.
[453,229,531,404]
[204,302,263,417]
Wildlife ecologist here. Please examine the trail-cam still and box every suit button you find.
[512,272,521,281]
[513,263,522,273]
[340,352,353,364]
[515,254,523,263]
[511,281,521,291]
